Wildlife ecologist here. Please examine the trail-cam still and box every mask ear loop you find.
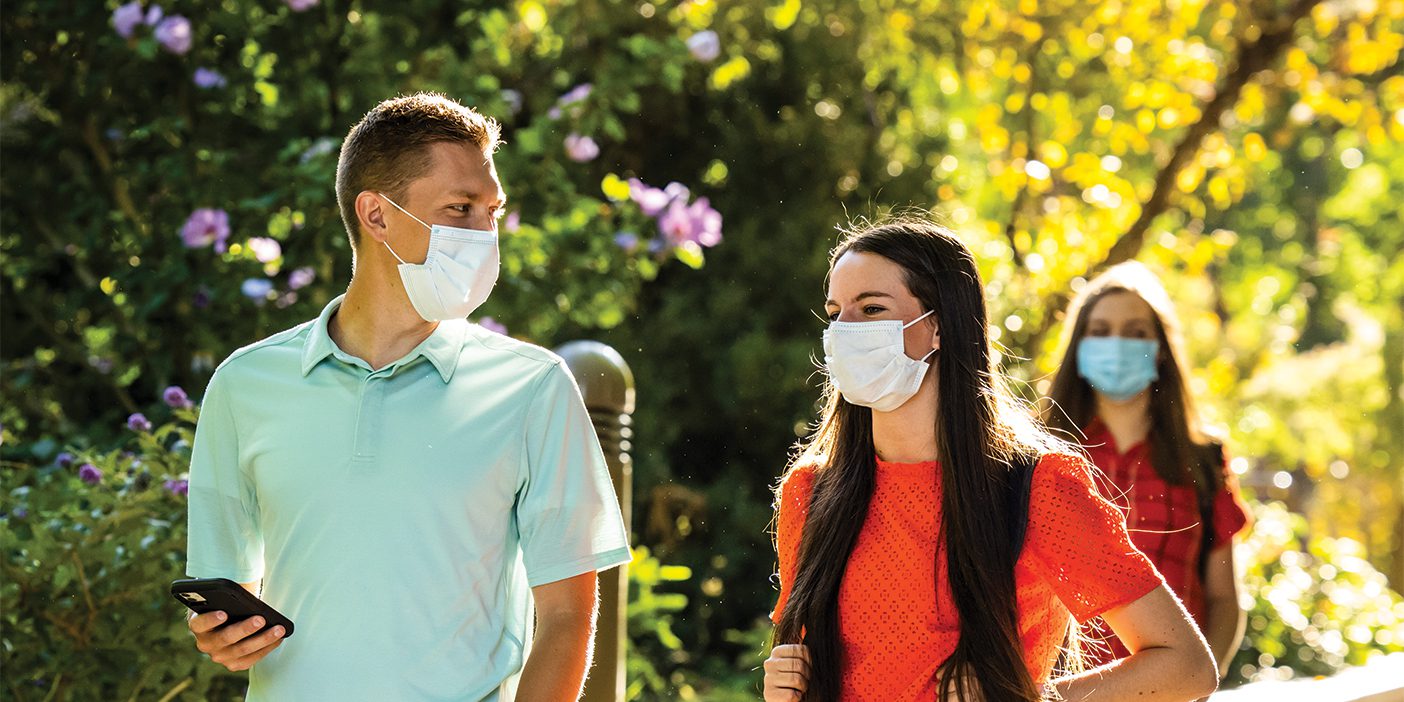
[901,309,935,330]
[377,192,431,265]
[906,310,938,362]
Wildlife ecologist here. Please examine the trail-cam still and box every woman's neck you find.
[870,370,940,463]
[1095,391,1153,454]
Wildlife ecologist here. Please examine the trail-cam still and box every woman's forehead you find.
[1089,290,1156,321]
[827,251,909,301]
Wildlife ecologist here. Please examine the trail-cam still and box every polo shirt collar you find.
[300,294,466,382]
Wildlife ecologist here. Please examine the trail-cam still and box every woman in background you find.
[1044,261,1252,679]
[762,220,1217,702]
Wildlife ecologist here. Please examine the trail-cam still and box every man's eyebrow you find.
[447,190,507,202]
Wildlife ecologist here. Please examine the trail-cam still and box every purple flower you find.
[286,0,319,10]
[662,181,691,205]
[298,137,337,164]
[501,89,523,116]
[193,67,226,89]
[688,197,723,247]
[163,385,192,409]
[564,134,599,162]
[246,237,282,263]
[112,2,144,38]
[627,178,672,217]
[127,413,153,432]
[55,452,76,468]
[163,478,190,496]
[274,291,299,309]
[658,200,694,247]
[549,83,592,119]
[154,15,192,55]
[503,211,521,233]
[11,507,26,519]
[288,266,315,290]
[614,232,640,252]
[657,196,723,248]
[181,208,231,251]
[241,278,274,301]
[476,317,508,335]
[559,83,592,105]
[144,5,163,26]
[193,286,212,308]
[686,30,721,62]
[78,464,103,484]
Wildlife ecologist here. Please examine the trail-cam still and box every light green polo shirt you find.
[186,295,631,701]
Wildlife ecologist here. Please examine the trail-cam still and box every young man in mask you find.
[183,93,630,700]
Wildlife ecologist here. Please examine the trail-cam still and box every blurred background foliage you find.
[2,0,1401,699]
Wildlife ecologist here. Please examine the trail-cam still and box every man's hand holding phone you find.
[188,610,287,672]
[173,578,293,672]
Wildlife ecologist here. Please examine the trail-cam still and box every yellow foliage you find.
[709,56,751,90]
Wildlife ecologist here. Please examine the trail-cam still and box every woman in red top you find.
[1043,261,1253,678]
[764,219,1217,702]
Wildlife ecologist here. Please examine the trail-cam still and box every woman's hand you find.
[763,644,811,702]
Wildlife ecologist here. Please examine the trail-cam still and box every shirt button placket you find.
[350,370,388,471]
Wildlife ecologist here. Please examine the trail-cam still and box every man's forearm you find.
[516,613,595,702]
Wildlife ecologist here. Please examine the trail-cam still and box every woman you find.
[763,219,1217,702]
[1043,261,1252,677]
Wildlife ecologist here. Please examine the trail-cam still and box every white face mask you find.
[378,193,500,322]
[823,310,935,413]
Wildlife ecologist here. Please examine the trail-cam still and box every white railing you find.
[1210,653,1404,702]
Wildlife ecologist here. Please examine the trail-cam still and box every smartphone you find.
[170,577,295,638]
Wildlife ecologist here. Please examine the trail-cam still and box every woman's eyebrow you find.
[824,291,894,306]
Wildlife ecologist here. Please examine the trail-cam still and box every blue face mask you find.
[1076,337,1159,402]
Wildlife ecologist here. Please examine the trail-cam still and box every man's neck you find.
[329,268,438,371]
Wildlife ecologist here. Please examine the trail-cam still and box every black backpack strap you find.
[1196,442,1225,577]
[1010,453,1040,560]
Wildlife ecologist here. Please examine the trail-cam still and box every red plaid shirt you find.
[1080,420,1252,663]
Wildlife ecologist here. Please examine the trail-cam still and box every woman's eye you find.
[863,306,885,315]
[826,310,839,321]
[450,205,471,213]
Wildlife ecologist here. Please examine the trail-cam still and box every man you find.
[184,93,631,700]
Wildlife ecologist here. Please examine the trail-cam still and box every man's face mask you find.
[379,192,500,322]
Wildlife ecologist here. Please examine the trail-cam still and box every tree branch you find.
[1025,0,1324,348]
[1095,0,1324,274]
[1002,34,1047,270]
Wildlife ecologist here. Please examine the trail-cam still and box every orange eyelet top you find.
[771,452,1165,702]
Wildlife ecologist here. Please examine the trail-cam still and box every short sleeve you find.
[515,361,631,588]
[770,464,816,624]
[186,369,264,582]
[1209,450,1252,550]
[1025,453,1164,624]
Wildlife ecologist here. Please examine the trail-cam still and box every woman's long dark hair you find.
[1043,261,1224,497]
[773,218,1079,702]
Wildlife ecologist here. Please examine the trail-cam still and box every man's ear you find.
[355,191,388,244]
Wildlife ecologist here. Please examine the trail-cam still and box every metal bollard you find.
[555,341,634,702]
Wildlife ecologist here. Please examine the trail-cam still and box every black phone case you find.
[170,577,295,638]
